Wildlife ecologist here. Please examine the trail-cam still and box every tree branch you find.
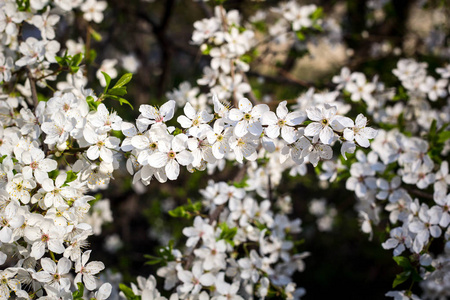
[27,68,39,111]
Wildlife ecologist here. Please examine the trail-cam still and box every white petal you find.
[178,115,193,128]
[261,111,277,126]
[184,102,197,119]
[276,101,288,119]
[234,121,248,137]
[87,146,100,161]
[319,126,334,144]
[149,152,168,168]
[41,257,57,273]
[176,150,193,166]
[238,98,252,113]
[304,122,322,137]
[247,121,263,136]
[166,160,180,180]
[265,125,280,139]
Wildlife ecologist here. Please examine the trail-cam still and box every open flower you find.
[75,250,105,291]
[148,134,193,180]
[343,114,377,148]
[228,98,269,137]
[262,100,305,143]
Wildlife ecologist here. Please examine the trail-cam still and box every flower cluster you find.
[317,58,450,298]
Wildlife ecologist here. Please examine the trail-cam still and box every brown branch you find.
[240,68,259,104]
[197,1,213,18]
[137,0,176,99]
[276,68,314,88]
[268,174,273,203]
[27,68,39,111]
[408,188,434,201]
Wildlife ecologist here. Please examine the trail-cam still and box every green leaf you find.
[313,23,323,31]
[107,87,127,97]
[232,178,248,188]
[72,282,85,299]
[253,21,266,32]
[101,72,111,93]
[168,206,187,218]
[86,49,97,64]
[118,97,134,109]
[429,119,437,138]
[90,28,102,41]
[86,96,99,110]
[168,200,201,219]
[65,171,78,184]
[241,54,252,64]
[144,255,163,265]
[438,130,450,144]
[119,284,140,300]
[392,271,411,288]
[296,31,305,40]
[393,256,412,269]
[71,53,83,67]
[219,222,237,246]
[311,7,323,20]
[144,240,175,266]
[172,128,183,136]
[70,66,80,73]
[113,73,133,89]
[55,55,66,65]
[411,269,423,282]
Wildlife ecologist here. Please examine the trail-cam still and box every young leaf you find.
[392,271,411,288]
[107,87,127,96]
[438,130,450,144]
[86,96,99,110]
[71,53,83,67]
[55,55,66,65]
[118,97,134,109]
[393,256,412,269]
[72,282,85,299]
[65,171,78,184]
[119,284,139,300]
[113,73,133,89]
[296,31,305,40]
[90,28,102,41]
[102,72,111,93]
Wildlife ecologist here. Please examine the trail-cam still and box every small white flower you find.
[261,101,305,143]
[81,0,107,23]
[74,250,105,291]
[228,98,269,137]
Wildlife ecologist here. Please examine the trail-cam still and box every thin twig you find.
[241,72,259,104]
[27,68,39,110]
[268,174,273,203]
[197,1,213,18]
[408,188,434,201]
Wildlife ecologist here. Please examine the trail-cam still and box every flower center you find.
[237,138,245,147]
[30,161,39,169]
[168,151,176,159]
[41,234,50,242]
[63,103,70,112]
